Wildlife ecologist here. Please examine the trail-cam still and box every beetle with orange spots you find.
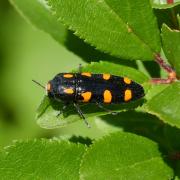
[33,66,144,127]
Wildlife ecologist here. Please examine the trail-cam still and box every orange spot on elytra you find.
[124,89,132,101]
[63,74,73,78]
[81,92,92,102]
[64,88,74,94]
[103,90,112,103]
[81,72,91,77]
[124,77,131,84]
[103,74,111,80]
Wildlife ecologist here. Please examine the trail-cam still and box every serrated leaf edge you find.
[2,138,85,154]
[162,24,180,33]
[144,107,180,129]
[48,0,157,60]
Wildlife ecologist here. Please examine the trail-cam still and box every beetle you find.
[33,67,144,127]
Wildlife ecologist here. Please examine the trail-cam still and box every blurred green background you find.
[0,0,86,148]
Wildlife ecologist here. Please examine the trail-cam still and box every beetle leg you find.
[73,103,91,128]
[56,104,68,117]
[96,102,118,115]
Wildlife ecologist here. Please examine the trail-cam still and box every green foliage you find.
[146,82,180,128]
[80,132,173,179]
[0,133,175,179]
[6,0,180,178]
[48,0,160,60]
[162,23,180,76]
[0,139,85,179]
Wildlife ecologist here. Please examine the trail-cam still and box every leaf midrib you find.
[114,156,163,172]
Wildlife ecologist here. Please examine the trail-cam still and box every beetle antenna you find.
[32,79,45,89]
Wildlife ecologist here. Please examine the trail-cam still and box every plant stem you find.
[154,54,174,73]
[167,0,174,4]
[150,54,177,84]
[170,8,179,30]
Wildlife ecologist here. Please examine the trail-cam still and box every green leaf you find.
[146,82,180,128]
[77,61,149,84]
[101,111,167,145]
[9,0,119,62]
[151,0,180,9]
[143,84,169,101]
[36,62,149,129]
[0,139,85,179]
[48,0,161,60]
[80,132,173,179]
[10,0,67,44]
[9,0,140,65]
[65,31,138,68]
[161,23,180,76]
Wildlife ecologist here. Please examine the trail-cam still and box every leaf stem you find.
[150,54,177,84]
[168,152,180,160]
[170,8,179,30]
[167,0,174,4]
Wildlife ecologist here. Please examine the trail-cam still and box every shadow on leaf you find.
[65,30,137,68]
[142,61,160,77]
[49,97,145,118]
[69,136,92,146]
